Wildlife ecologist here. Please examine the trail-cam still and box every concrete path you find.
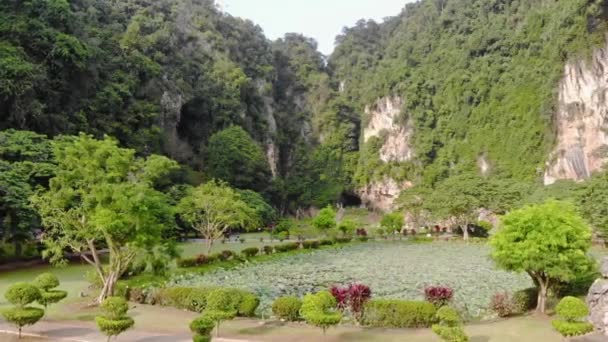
[0,320,194,342]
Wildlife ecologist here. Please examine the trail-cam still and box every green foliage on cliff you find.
[330,0,607,186]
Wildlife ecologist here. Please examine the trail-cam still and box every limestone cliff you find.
[545,38,608,184]
[359,96,414,211]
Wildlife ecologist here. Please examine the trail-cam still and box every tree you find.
[337,219,356,237]
[177,180,257,253]
[33,272,67,309]
[578,171,608,237]
[206,126,271,192]
[490,200,594,313]
[380,213,404,239]
[398,186,432,232]
[31,134,178,304]
[312,206,336,231]
[1,282,44,338]
[95,297,134,342]
[0,130,54,257]
[237,189,277,227]
[425,176,482,240]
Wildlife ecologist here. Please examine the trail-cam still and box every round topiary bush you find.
[204,289,237,337]
[95,316,135,337]
[5,282,41,307]
[555,296,589,322]
[431,324,469,342]
[190,315,215,341]
[272,296,302,321]
[551,320,593,337]
[39,290,68,308]
[95,296,134,341]
[300,291,342,335]
[33,273,60,291]
[1,307,45,338]
[101,296,129,319]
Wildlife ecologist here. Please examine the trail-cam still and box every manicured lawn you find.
[169,241,532,317]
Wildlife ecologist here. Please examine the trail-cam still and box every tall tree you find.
[490,200,594,313]
[0,130,54,257]
[177,180,258,253]
[31,134,178,303]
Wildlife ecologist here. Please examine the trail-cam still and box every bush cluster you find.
[552,296,593,337]
[128,286,259,317]
[490,292,514,317]
[274,242,299,252]
[302,240,320,249]
[361,299,436,328]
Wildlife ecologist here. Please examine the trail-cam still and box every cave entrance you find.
[340,192,362,207]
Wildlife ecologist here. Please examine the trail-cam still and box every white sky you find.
[220,0,413,55]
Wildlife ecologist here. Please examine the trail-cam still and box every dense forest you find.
[2,0,608,259]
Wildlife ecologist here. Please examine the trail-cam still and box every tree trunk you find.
[97,271,117,304]
[536,278,548,314]
[462,224,469,241]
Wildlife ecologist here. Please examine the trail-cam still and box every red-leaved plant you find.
[330,285,349,310]
[424,286,454,307]
[330,283,372,323]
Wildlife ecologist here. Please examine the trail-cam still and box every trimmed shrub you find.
[33,273,67,309]
[333,237,352,244]
[205,289,238,337]
[158,287,218,312]
[262,245,274,254]
[272,296,302,321]
[219,250,234,261]
[432,324,469,342]
[432,306,468,342]
[5,283,41,306]
[358,236,369,242]
[512,287,537,314]
[190,315,215,342]
[33,273,60,291]
[490,292,514,317]
[300,291,342,335]
[95,297,134,340]
[436,306,461,326]
[555,296,589,321]
[362,299,436,328]
[425,286,454,307]
[237,292,260,317]
[241,247,259,258]
[551,320,593,337]
[302,240,320,249]
[412,236,433,243]
[274,242,299,252]
[1,307,44,338]
[319,239,334,246]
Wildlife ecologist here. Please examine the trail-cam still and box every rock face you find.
[363,96,414,163]
[545,39,608,185]
[587,257,608,335]
[358,177,413,212]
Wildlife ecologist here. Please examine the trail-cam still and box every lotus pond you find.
[168,241,532,318]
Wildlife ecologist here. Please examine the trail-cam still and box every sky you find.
[219,0,412,56]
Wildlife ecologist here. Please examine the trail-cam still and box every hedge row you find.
[126,286,259,317]
[177,237,357,268]
[361,299,437,328]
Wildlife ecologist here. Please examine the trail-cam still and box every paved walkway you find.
[0,320,201,342]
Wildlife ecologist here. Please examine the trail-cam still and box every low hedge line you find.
[362,299,437,328]
[177,237,358,269]
[126,286,259,316]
